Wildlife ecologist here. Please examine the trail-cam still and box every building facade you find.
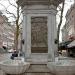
[62,2,75,42]
[0,11,15,49]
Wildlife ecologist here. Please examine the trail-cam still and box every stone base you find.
[26,53,48,64]
[24,64,53,75]
[0,70,6,75]
[6,64,54,75]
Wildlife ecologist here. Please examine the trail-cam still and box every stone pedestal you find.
[17,0,64,63]
[22,5,57,62]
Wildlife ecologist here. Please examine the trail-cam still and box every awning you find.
[67,40,75,48]
[59,41,72,50]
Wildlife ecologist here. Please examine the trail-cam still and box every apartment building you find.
[0,11,15,49]
[62,2,75,42]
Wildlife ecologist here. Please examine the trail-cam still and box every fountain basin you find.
[47,59,75,75]
[0,60,30,74]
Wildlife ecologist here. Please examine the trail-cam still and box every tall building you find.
[62,25,68,42]
[0,11,3,48]
[0,11,15,49]
[62,3,75,42]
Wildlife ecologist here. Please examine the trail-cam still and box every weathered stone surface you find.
[24,73,53,75]
[23,64,54,75]
[31,17,47,47]
[6,64,54,75]
[17,0,58,62]
[17,0,64,7]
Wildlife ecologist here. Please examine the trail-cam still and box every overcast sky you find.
[0,0,74,42]
[0,0,74,21]
[0,0,17,22]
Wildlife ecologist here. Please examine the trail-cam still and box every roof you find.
[60,41,72,46]
[59,40,72,50]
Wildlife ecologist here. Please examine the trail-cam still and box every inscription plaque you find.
[31,17,48,53]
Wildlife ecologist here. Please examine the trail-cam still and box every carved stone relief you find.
[31,17,48,53]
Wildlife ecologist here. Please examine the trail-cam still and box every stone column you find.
[48,5,57,62]
[22,13,27,59]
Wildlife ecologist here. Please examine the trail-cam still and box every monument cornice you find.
[17,0,64,8]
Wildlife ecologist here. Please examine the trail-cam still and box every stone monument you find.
[17,0,64,64]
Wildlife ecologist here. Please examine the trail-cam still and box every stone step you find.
[26,64,50,73]
[7,73,54,75]
[7,64,54,75]
[26,54,48,64]
[26,59,48,64]
[24,64,54,75]
[24,73,53,75]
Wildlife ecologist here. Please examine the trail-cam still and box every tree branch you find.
[7,0,17,8]
[0,3,16,18]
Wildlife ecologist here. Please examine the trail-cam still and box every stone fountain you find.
[17,0,64,64]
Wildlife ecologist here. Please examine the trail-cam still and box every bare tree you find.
[57,0,65,51]
[0,0,22,51]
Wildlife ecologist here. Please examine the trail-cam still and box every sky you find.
[0,0,17,22]
[0,0,74,42]
[0,0,74,21]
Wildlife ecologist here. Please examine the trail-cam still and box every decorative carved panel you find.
[31,17,48,53]
[18,0,64,7]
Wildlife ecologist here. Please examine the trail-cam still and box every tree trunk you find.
[15,19,19,51]
[15,5,20,51]
[57,0,65,51]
